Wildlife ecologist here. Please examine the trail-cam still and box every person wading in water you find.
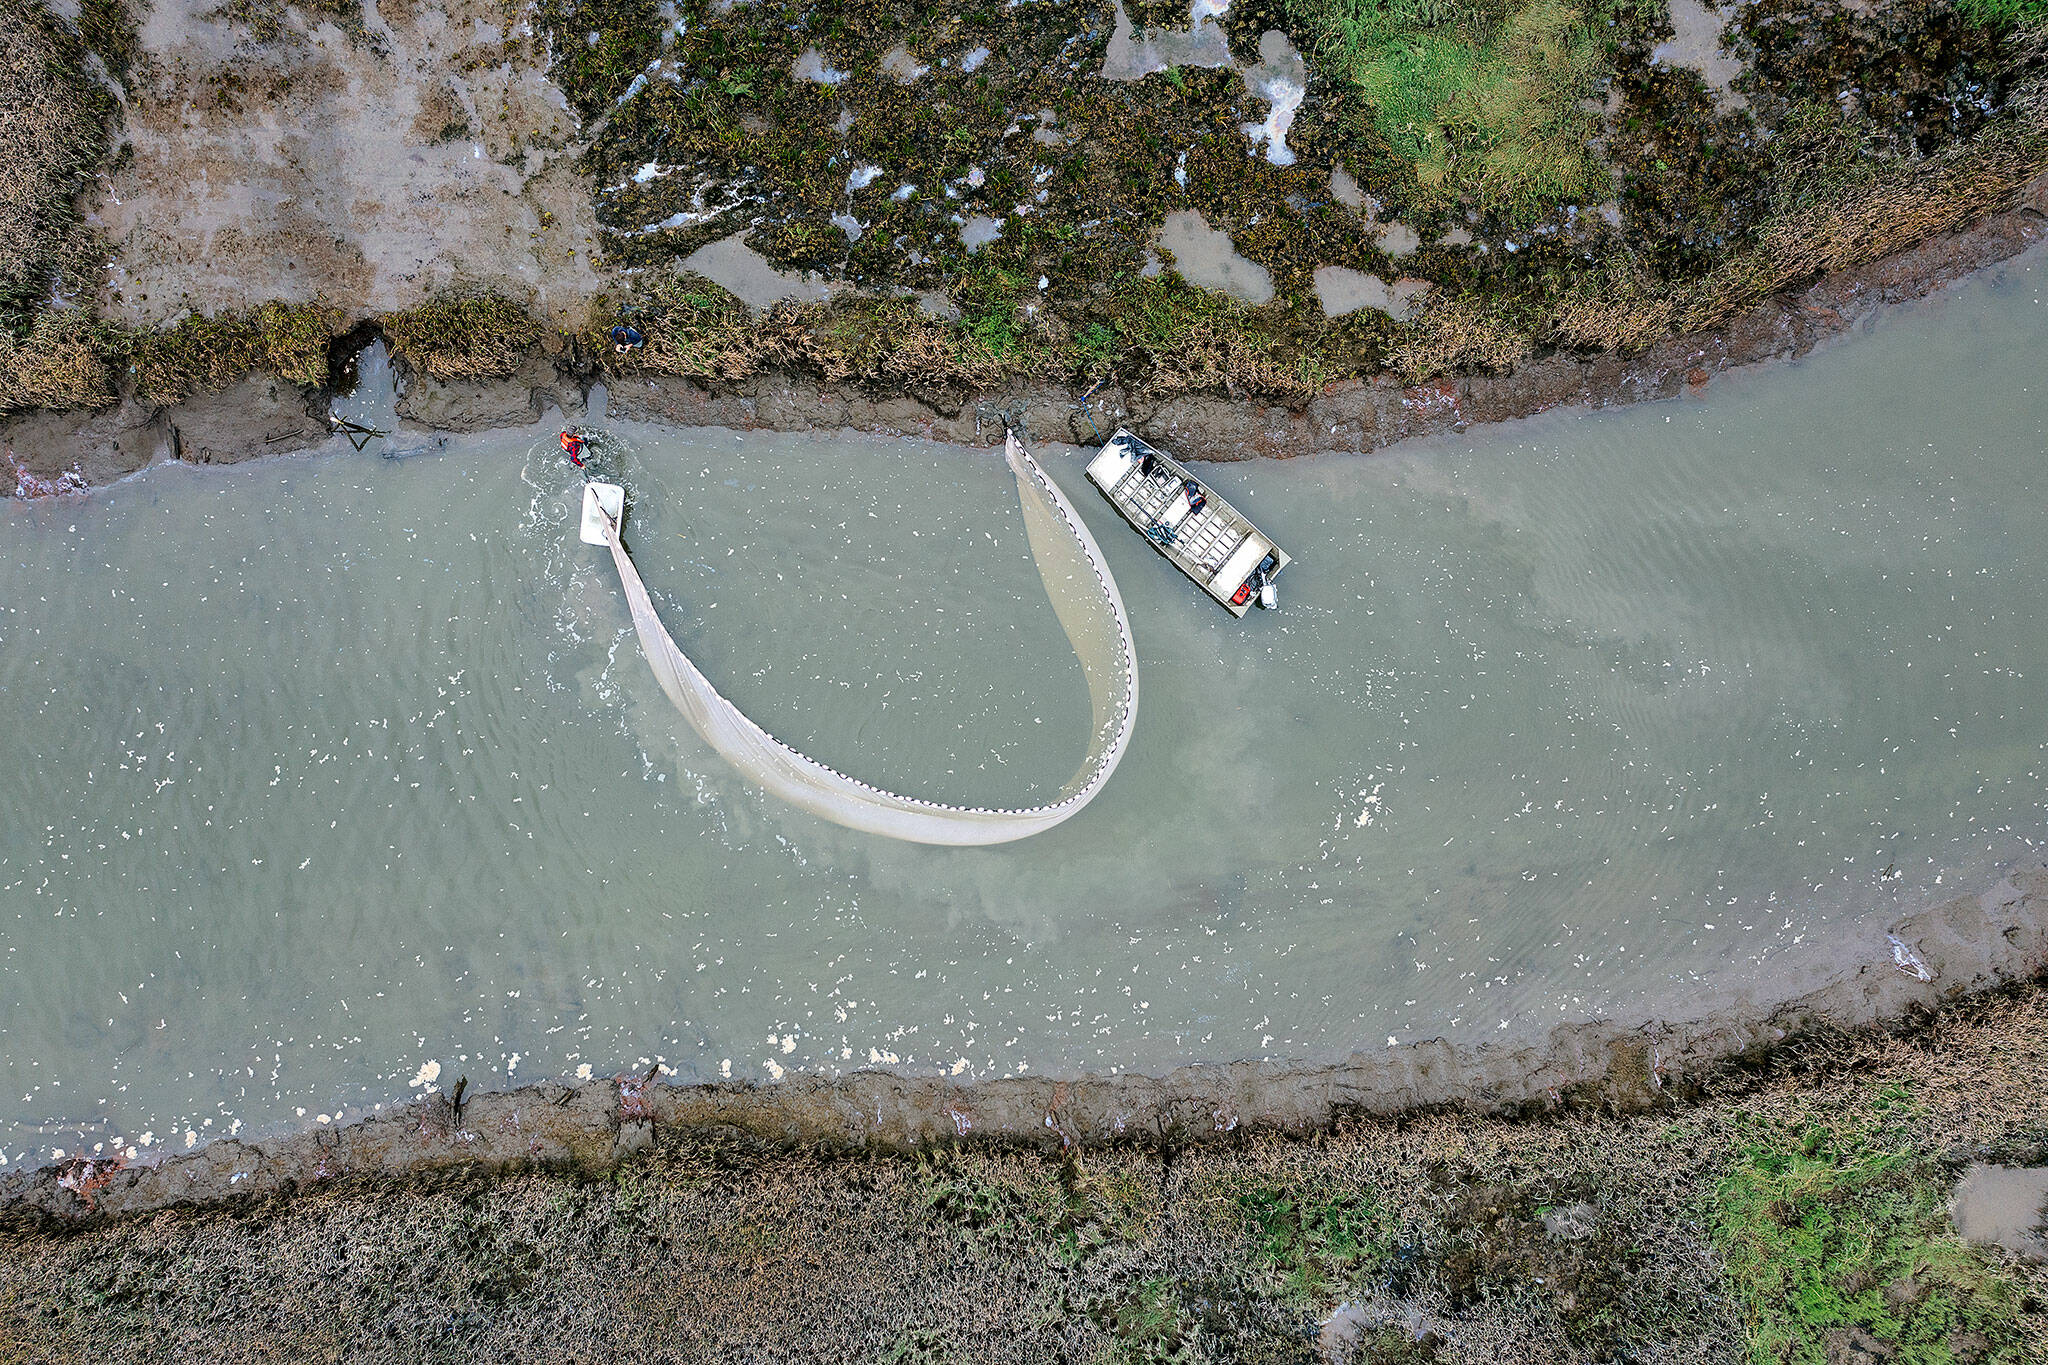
[559,430,589,468]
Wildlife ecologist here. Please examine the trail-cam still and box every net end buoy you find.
[580,482,625,545]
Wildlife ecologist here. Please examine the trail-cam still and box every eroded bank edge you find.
[5,197,2045,491]
[4,861,2042,1228]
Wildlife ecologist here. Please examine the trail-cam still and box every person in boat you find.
[559,430,589,468]
[1182,479,1206,516]
[609,323,646,353]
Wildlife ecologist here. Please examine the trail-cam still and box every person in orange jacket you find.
[559,430,588,468]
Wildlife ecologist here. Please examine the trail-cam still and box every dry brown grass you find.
[381,291,544,383]
[597,271,1332,405]
[1388,293,1537,382]
[130,301,346,403]
[608,279,1013,394]
[1134,317,1323,407]
[0,311,115,413]
[1703,150,2039,327]
[1547,252,1680,354]
[1550,109,2048,357]
[0,4,113,329]
[868,311,1009,393]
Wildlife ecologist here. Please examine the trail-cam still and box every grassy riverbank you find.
[5,982,2044,1362]
[2,0,2045,445]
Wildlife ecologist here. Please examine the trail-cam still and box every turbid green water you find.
[3,250,2044,1166]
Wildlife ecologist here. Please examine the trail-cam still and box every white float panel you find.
[580,482,626,545]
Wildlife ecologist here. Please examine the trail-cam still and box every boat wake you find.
[595,433,1139,845]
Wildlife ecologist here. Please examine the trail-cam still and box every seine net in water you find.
[600,434,1138,845]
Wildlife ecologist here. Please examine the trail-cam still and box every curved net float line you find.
[600,433,1138,845]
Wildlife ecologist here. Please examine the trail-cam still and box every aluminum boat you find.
[1083,429,1289,616]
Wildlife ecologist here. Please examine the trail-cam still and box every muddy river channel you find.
[2,252,2044,1166]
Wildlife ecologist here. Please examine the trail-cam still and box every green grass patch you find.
[1710,1121,2035,1365]
[914,1150,1070,1247]
[1954,0,2048,27]
[532,0,670,119]
[1090,1276,1197,1364]
[954,261,1030,361]
[913,1150,1162,1268]
[1291,0,1607,219]
[1233,1183,1390,1302]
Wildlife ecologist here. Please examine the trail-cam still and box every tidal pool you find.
[2,249,2044,1164]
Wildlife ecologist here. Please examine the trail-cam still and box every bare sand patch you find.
[1313,266,1430,321]
[1155,209,1272,304]
[1100,0,1234,82]
[878,44,928,84]
[681,233,837,312]
[1652,0,1748,111]
[95,0,602,327]
[791,47,848,85]
[1239,30,1305,168]
[1328,166,1419,255]
[959,214,1004,253]
[1952,1165,2048,1261]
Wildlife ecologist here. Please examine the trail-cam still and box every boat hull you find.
[1084,430,1289,616]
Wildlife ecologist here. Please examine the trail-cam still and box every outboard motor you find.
[1254,551,1280,609]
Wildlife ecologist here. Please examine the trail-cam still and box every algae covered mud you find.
[2,250,2046,1170]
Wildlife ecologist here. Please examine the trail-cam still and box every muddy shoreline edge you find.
[5,862,2043,1227]
[6,194,2045,486]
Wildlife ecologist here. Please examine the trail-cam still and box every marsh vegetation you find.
[1,0,2043,433]
[5,982,2046,1362]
